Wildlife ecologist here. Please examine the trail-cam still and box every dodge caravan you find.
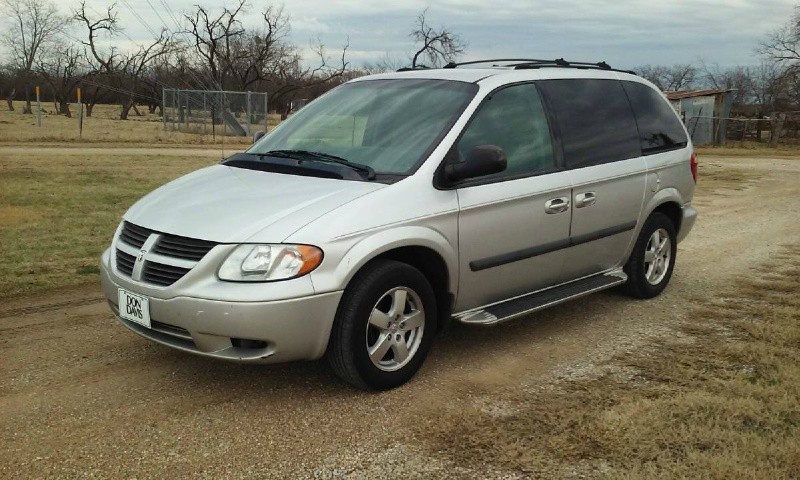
[100,58,698,390]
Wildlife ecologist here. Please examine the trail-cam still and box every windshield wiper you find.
[257,150,376,180]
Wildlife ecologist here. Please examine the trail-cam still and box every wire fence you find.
[684,113,797,146]
[162,89,268,137]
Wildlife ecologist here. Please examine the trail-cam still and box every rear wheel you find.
[623,212,677,299]
[326,260,437,390]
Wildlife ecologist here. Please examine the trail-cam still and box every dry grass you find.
[411,245,800,478]
[0,151,218,299]
[696,161,758,192]
[0,101,280,146]
[697,142,800,158]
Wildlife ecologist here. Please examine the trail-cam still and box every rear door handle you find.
[544,197,570,214]
[575,192,596,208]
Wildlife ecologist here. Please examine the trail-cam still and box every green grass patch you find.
[0,153,215,298]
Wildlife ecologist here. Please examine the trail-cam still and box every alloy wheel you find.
[365,287,425,372]
[644,227,671,285]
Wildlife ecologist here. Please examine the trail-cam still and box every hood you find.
[124,164,385,243]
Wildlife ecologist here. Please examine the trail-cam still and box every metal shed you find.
[666,89,736,146]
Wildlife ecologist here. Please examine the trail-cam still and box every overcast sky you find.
[68,0,797,69]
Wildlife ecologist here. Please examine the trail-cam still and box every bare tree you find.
[0,66,14,110]
[185,0,249,89]
[699,60,753,106]
[267,36,350,118]
[410,8,466,68]
[751,61,791,114]
[758,6,800,74]
[184,1,349,118]
[361,54,405,75]
[37,42,84,117]
[74,1,174,119]
[0,0,66,113]
[635,64,697,91]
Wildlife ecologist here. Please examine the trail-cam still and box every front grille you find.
[142,261,192,286]
[114,221,218,287]
[153,233,217,261]
[119,222,153,248]
[116,250,136,276]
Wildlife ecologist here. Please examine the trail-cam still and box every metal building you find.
[666,89,736,146]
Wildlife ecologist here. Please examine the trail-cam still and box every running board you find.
[455,269,628,326]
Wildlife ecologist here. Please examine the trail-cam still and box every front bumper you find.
[100,255,343,364]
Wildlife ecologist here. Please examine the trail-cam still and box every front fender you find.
[309,226,459,297]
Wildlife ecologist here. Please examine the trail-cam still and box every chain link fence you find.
[162,89,268,137]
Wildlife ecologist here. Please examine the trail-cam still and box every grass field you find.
[0,151,219,298]
[0,101,280,146]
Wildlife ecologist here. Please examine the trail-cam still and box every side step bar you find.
[455,269,628,326]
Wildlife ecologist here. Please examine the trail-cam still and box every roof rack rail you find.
[441,58,635,75]
[396,65,432,72]
[442,58,554,68]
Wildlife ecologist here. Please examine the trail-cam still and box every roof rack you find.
[440,58,635,75]
[396,65,432,72]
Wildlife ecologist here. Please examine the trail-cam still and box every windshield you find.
[248,79,478,176]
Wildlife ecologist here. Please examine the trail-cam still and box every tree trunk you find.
[6,88,15,111]
[59,99,72,118]
[120,99,134,120]
[769,113,786,148]
[23,85,33,114]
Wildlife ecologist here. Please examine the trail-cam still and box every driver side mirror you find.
[253,130,267,144]
[445,145,507,183]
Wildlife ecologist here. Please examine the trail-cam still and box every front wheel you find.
[622,212,678,299]
[326,260,437,390]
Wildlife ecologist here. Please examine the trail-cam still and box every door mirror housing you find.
[253,130,267,144]
[445,145,507,183]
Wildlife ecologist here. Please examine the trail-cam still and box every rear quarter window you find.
[537,79,640,169]
[622,81,688,154]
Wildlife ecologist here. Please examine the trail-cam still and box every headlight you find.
[218,244,323,282]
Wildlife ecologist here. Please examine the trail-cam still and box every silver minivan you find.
[100,59,698,390]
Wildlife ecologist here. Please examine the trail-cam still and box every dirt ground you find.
[1,154,799,478]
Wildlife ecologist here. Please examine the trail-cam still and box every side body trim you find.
[469,220,637,272]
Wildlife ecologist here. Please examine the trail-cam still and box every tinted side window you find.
[622,81,688,154]
[538,79,640,168]
[457,83,555,180]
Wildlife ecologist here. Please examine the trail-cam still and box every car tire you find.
[622,212,678,299]
[326,259,438,390]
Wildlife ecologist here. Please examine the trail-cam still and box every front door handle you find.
[575,192,597,208]
[544,197,570,214]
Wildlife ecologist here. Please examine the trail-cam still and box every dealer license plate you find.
[118,288,151,328]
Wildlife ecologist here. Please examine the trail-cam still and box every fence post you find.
[769,113,786,148]
[264,94,268,133]
[35,86,42,128]
[77,88,83,138]
[162,88,167,131]
[246,91,252,136]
